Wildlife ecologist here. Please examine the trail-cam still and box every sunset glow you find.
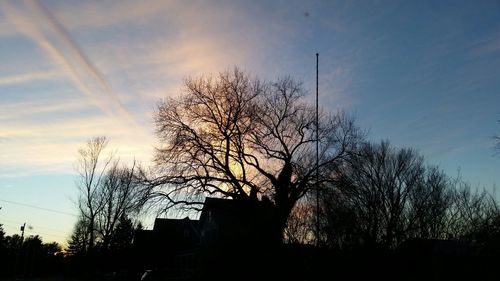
[1,0,500,246]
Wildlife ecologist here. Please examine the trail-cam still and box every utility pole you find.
[20,222,26,241]
[315,53,320,247]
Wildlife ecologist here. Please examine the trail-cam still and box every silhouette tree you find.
[322,141,454,249]
[0,208,7,275]
[407,166,453,239]
[76,136,112,252]
[146,68,363,240]
[0,234,63,279]
[97,162,143,251]
[74,137,144,254]
[67,216,90,256]
[0,207,4,243]
[444,180,499,240]
[284,200,315,244]
[109,215,135,252]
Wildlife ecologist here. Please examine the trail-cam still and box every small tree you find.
[76,136,112,252]
[74,137,144,254]
[97,162,143,251]
[109,215,135,252]
[66,216,90,256]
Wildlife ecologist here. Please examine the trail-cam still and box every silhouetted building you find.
[133,217,199,272]
[133,197,279,279]
[199,197,279,247]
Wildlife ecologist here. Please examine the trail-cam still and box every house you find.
[198,197,279,247]
[133,197,278,274]
[133,217,199,271]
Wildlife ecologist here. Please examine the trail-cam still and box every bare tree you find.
[284,200,315,244]
[319,186,362,249]
[76,136,112,252]
[97,161,144,251]
[407,166,453,239]
[445,180,499,240]
[335,141,427,248]
[147,68,363,240]
[75,137,144,253]
[320,140,500,250]
[322,141,455,249]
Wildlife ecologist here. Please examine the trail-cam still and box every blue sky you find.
[0,0,499,244]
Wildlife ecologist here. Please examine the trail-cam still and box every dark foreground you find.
[3,243,500,281]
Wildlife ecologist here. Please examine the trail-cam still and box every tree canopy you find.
[146,68,363,236]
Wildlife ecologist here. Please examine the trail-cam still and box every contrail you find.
[3,0,137,123]
[0,71,59,86]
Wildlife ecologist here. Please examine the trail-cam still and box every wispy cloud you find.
[0,70,60,86]
[0,96,90,121]
[2,0,135,122]
[0,114,155,177]
[0,0,265,179]
[468,30,500,57]
[45,0,170,30]
[0,0,169,38]
[61,2,266,104]
[0,0,355,180]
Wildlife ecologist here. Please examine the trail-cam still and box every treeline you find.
[0,228,64,279]
[58,68,499,279]
[287,141,500,253]
[66,69,500,258]
[66,215,140,278]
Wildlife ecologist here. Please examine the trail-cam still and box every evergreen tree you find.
[66,217,89,256]
[110,215,135,252]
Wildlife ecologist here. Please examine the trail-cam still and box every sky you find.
[0,0,499,244]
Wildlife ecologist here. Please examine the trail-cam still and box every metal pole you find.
[20,222,26,241]
[315,53,320,246]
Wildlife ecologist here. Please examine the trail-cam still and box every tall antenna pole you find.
[315,53,320,246]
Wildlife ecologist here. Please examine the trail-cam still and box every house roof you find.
[199,197,268,226]
[153,217,199,234]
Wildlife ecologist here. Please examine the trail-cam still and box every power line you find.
[0,199,77,217]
